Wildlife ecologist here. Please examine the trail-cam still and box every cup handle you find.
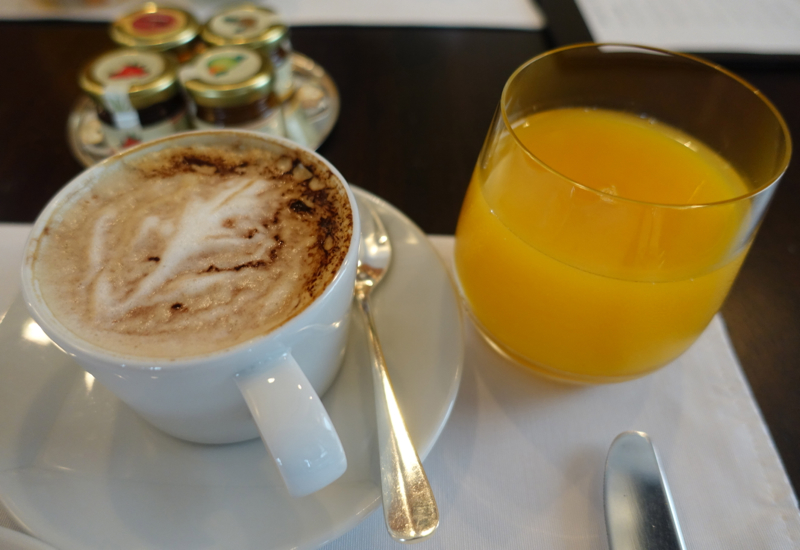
[235,353,347,497]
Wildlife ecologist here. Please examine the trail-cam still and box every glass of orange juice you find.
[454,44,791,383]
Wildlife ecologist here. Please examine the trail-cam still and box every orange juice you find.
[454,108,752,382]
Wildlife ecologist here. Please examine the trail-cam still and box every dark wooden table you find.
[1,5,798,499]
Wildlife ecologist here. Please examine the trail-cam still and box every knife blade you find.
[604,431,687,550]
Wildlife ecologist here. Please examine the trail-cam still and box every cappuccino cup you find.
[21,130,360,497]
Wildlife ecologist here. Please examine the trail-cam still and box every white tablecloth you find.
[1,226,799,549]
[0,0,546,29]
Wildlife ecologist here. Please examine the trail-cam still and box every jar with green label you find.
[110,3,205,63]
[183,46,285,136]
[201,4,295,101]
[79,49,190,152]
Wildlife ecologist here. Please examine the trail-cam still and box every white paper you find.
[576,0,800,54]
[0,0,546,29]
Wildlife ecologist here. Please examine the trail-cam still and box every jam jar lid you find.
[183,46,273,108]
[79,49,180,110]
[110,3,200,51]
[201,4,289,50]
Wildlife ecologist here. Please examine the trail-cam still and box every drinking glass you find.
[454,44,791,383]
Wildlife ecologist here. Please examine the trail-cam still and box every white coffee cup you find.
[20,130,360,497]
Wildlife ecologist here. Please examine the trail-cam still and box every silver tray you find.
[67,51,340,167]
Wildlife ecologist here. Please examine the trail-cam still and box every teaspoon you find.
[354,195,439,542]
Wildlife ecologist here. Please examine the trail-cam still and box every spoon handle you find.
[355,292,439,542]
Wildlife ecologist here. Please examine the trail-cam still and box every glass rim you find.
[500,42,793,210]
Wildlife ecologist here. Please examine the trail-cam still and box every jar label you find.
[194,47,263,84]
[273,57,294,100]
[209,9,281,39]
[102,82,141,130]
[92,50,165,88]
[101,110,190,153]
[121,8,187,38]
[191,109,286,137]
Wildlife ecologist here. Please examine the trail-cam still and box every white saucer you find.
[0,188,463,550]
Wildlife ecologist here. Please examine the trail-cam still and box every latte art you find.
[30,144,353,358]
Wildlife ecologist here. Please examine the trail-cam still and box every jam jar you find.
[183,46,285,135]
[201,4,295,101]
[110,3,205,63]
[79,49,189,152]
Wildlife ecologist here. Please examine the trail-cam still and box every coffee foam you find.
[31,143,353,359]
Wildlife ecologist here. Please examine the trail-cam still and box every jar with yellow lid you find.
[183,46,285,136]
[201,4,294,101]
[79,48,190,153]
[110,3,205,63]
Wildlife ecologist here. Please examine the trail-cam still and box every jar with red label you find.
[110,3,205,63]
[201,5,295,101]
[183,46,285,136]
[79,49,190,152]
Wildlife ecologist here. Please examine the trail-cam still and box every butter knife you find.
[604,431,687,550]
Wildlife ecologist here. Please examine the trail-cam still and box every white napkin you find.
[1,226,799,549]
[322,236,800,550]
[0,0,546,29]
